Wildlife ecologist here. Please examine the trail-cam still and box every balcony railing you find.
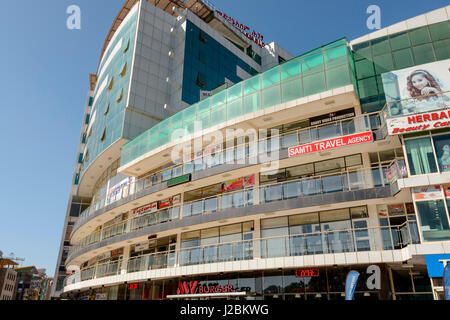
[69,164,398,258]
[74,113,381,231]
[64,222,419,288]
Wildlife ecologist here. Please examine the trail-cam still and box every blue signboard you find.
[444,262,450,300]
[425,254,450,277]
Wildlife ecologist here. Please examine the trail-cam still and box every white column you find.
[121,246,131,275]
[253,218,261,259]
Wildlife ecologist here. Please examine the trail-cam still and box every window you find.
[416,200,450,241]
[405,137,437,175]
[432,134,450,173]
[124,39,130,53]
[104,104,109,116]
[117,88,123,102]
[108,77,114,90]
[199,31,207,43]
[196,73,206,88]
[120,63,127,77]
[100,128,106,142]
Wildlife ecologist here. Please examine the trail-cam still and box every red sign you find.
[216,10,265,47]
[387,110,450,135]
[128,283,138,290]
[288,132,373,158]
[176,281,235,295]
[222,174,255,192]
[295,269,320,277]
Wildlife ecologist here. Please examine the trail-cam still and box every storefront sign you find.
[167,174,191,187]
[215,10,265,47]
[106,177,133,205]
[444,262,450,300]
[222,174,255,192]
[159,194,181,209]
[310,108,355,126]
[295,269,319,277]
[288,131,373,158]
[128,283,138,290]
[413,185,442,201]
[425,254,450,277]
[387,110,450,135]
[132,202,157,216]
[134,242,149,252]
[176,281,235,295]
[95,293,107,300]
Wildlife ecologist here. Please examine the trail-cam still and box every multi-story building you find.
[0,258,18,301]
[59,0,450,300]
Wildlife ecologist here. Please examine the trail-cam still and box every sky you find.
[0,0,448,278]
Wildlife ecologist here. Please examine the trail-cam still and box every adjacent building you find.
[57,0,450,300]
[0,258,18,301]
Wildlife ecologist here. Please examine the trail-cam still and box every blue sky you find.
[0,0,447,277]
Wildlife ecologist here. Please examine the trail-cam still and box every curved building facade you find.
[54,1,450,300]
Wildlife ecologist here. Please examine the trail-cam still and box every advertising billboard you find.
[382,59,450,115]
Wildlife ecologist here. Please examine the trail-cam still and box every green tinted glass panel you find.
[243,92,260,113]
[159,128,170,145]
[171,111,183,124]
[302,52,324,75]
[355,59,375,80]
[412,43,436,64]
[198,111,210,129]
[358,77,378,98]
[198,98,210,113]
[183,104,197,119]
[211,90,226,107]
[371,36,391,56]
[389,31,410,51]
[184,117,195,134]
[211,104,226,126]
[326,65,350,89]
[262,66,281,88]
[243,76,261,95]
[227,98,243,119]
[352,42,372,59]
[227,83,242,100]
[281,78,303,102]
[303,72,326,96]
[171,121,183,139]
[324,46,347,69]
[393,48,414,69]
[280,58,301,81]
[429,21,450,41]
[373,53,394,74]
[409,26,431,45]
[262,85,281,108]
[434,39,450,60]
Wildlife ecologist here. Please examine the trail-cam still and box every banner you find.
[444,262,450,300]
[413,185,442,201]
[386,110,450,135]
[345,270,360,300]
[106,177,132,205]
[132,202,157,216]
[222,174,255,192]
[288,132,373,158]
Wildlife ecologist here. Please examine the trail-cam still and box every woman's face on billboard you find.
[411,73,429,90]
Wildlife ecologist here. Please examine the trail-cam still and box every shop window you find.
[432,134,450,173]
[416,200,450,241]
[405,137,438,175]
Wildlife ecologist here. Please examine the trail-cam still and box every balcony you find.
[72,112,383,235]
[64,222,419,290]
[68,164,401,260]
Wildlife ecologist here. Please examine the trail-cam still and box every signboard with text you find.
[288,132,373,158]
[386,110,450,135]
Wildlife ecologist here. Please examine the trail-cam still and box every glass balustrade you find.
[69,166,396,257]
[66,223,416,288]
[74,113,380,231]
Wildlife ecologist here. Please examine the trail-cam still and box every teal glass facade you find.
[121,38,355,167]
[353,21,450,113]
[81,11,138,177]
[182,20,258,105]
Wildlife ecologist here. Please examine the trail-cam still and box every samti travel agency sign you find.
[288,131,373,158]
[386,110,450,135]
